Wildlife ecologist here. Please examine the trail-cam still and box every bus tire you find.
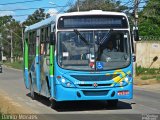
[29,75,35,100]
[107,99,118,108]
[50,100,58,109]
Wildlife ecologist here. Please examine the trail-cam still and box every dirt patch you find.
[0,90,34,114]
[134,75,160,85]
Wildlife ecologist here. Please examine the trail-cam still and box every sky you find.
[0,0,145,22]
[0,0,76,22]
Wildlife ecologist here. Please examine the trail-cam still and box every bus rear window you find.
[58,15,128,29]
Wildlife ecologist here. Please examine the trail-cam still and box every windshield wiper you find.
[98,29,113,46]
[74,29,89,46]
[96,29,113,61]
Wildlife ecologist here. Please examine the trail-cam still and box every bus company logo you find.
[93,83,98,87]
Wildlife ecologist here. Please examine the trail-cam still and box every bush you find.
[136,66,160,75]
[4,60,23,70]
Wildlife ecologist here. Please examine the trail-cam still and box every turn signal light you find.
[57,76,61,79]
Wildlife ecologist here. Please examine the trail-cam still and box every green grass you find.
[156,76,160,81]
[136,66,160,81]
[0,113,2,120]
[140,75,160,81]
[136,66,160,75]
[141,76,156,80]
[4,61,23,70]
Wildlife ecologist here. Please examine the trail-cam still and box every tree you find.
[68,0,128,12]
[23,8,50,26]
[138,0,160,37]
[0,16,22,60]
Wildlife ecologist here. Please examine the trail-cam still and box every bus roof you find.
[25,16,56,32]
[25,10,128,32]
[57,10,127,19]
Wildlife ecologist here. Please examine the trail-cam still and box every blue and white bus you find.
[24,10,138,108]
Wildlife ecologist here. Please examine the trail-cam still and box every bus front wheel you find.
[50,100,58,109]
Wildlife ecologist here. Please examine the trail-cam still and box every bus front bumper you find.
[54,83,133,101]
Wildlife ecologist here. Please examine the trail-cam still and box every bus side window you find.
[33,31,36,55]
[40,28,46,55]
[40,43,44,55]
[45,43,50,55]
[44,26,50,56]
[29,32,36,56]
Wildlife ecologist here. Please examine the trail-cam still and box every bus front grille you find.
[82,90,109,96]
[78,83,112,87]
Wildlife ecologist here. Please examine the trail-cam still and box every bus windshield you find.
[57,30,131,71]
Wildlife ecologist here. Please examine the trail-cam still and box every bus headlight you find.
[59,77,75,88]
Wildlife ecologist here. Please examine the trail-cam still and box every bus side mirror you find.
[50,32,55,45]
[133,28,140,41]
[132,54,136,62]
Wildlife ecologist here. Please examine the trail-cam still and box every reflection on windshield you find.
[58,30,131,71]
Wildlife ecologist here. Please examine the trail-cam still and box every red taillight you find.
[118,90,129,95]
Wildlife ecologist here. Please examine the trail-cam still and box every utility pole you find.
[133,0,139,77]
[77,0,79,12]
[10,30,13,63]
[0,34,3,63]
[0,41,4,63]
[134,0,139,30]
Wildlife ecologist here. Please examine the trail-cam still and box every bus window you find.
[29,32,36,56]
[40,43,45,55]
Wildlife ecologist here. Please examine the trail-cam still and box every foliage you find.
[0,8,49,60]
[23,8,50,26]
[4,60,23,70]
[140,36,160,41]
[156,76,160,81]
[136,66,160,75]
[0,16,22,58]
[139,0,160,37]
[141,75,156,80]
[67,0,128,12]
[140,75,160,81]
[0,113,2,120]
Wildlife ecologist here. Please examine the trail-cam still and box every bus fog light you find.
[61,78,66,83]
[66,82,71,87]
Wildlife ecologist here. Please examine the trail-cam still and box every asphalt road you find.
[0,66,160,120]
